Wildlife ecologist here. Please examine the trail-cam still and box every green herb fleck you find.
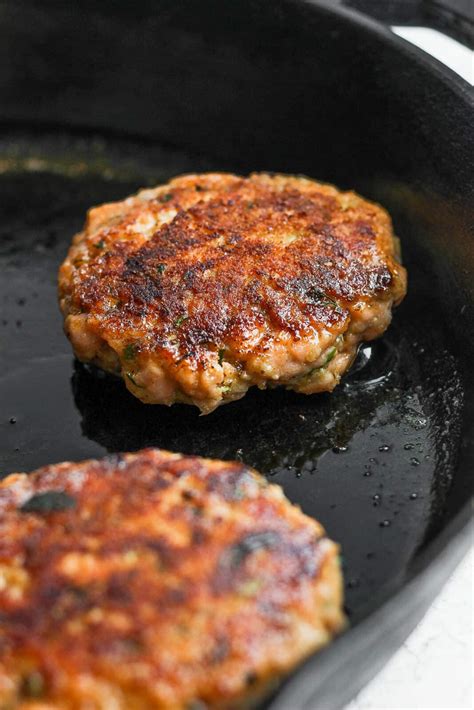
[21,671,45,699]
[231,481,247,501]
[175,314,188,327]
[94,240,105,249]
[304,346,338,381]
[156,263,166,274]
[20,491,76,514]
[123,550,139,564]
[159,192,173,203]
[126,372,144,388]
[246,201,255,209]
[238,579,262,597]
[123,343,137,360]
[187,701,208,710]
[308,288,338,309]
[218,348,225,366]
[120,637,144,653]
[323,346,337,366]
[176,351,192,364]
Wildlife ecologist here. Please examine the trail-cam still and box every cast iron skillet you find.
[0,1,472,707]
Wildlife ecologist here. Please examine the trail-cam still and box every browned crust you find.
[58,173,407,410]
[0,449,345,709]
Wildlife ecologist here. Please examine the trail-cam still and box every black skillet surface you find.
[0,1,473,708]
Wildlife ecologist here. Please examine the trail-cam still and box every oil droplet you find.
[332,445,348,454]
[410,457,420,466]
[406,414,427,430]
[410,492,418,500]
[373,494,381,502]
[404,443,414,450]
[379,520,391,527]
[9,417,17,424]
[378,445,390,452]
[363,470,372,477]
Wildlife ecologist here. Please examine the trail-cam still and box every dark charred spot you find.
[207,635,230,665]
[371,268,393,290]
[291,538,324,578]
[117,636,145,654]
[50,584,92,620]
[191,527,207,546]
[246,671,258,686]
[191,504,204,517]
[224,532,280,568]
[161,585,187,606]
[142,537,175,567]
[20,671,46,699]
[212,531,280,595]
[37,580,65,609]
[356,222,375,238]
[65,585,90,606]
[106,572,135,603]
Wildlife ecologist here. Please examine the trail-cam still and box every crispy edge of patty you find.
[0,449,345,709]
[58,172,407,412]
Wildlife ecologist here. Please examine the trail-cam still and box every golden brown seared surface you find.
[0,449,344,710]
[58,173,407,412]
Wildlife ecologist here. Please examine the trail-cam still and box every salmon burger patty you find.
[0,449,345,709]
[59,173,407,413]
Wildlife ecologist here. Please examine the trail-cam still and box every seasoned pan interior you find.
[0,128,465,625]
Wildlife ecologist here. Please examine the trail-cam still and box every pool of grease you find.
[0,130,464,622]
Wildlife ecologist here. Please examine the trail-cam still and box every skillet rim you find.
[305,0,474,98]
